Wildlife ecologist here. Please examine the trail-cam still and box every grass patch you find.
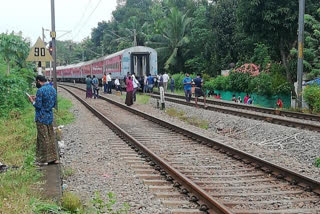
[166,108,209,130]
[316,158,320,168]
[54,96,75,126]
[153,87,185,95]
[0,96,74,213]
[62,167,74,178]
[136,94,150,104]
[61,192,83,213]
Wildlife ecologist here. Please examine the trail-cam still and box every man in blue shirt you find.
[147,74,154,93]
[183,73,192,102]
[28,75,58,166]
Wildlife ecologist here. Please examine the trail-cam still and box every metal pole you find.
[42,27,45,41]
[133,29,137,46]
[51,0,58,109]
[297,0,305,109]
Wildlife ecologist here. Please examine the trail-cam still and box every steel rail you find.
[60,85,233,214]
[149,94,320,132]
[152,91,320,122]
[60,84,320,195]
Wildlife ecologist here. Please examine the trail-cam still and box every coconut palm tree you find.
[147,7,191,71]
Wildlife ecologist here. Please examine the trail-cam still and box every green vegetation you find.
[92,192,130,214]
[55,1,320,88]
[62,167,74,178]
[0,95,75,213]
[303,84,320,113]
[316,158,320,168]
[0,33,30,74]
[166,108,209,130]
[292,8,320,80]
[61,192,83,213]
[0,32,78,214]
[55,96,75,125]
[136,94,150,104]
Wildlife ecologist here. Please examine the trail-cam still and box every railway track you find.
[152,91,320,121]
[60,84,320,214]
[149,92,320,132]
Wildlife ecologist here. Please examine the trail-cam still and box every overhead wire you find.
[73,0,103,41]
[71,0,93,40]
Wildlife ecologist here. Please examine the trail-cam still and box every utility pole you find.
[297,0,305,108]
[51,0,58,110]
[133,29,137,46]
[42,27,45,41]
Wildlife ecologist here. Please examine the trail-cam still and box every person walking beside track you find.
[183,73,192,102]
[162,72,169,92]
[28,75,58,166]
[125,76,134,106]
[85,75,92,98]
[193,74,207,108]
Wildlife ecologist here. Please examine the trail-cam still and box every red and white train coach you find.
[45,46,157,83]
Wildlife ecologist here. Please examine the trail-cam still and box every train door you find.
[130,53,150,78]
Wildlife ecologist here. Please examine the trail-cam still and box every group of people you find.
[124,73,140,106]
[85,75,100,99]
[183,73,207,108]
[232,94,254,104]
[142,72,175,94]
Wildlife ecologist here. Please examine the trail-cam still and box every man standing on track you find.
[162,72,169,92]
[193,74,207,108]
[107,73,112,94]
[28,75,58,166]
[183,73,192,102]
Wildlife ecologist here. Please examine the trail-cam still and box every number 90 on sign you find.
[34,47,45,57]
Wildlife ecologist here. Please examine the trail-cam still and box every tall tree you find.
[237,0,320,84]
[0,33,29,75]
[148,7,191,72]
[185,4,213,75]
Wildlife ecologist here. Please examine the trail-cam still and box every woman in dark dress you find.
[125,76,134,106]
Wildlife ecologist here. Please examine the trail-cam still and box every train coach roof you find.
[49,46,156,71]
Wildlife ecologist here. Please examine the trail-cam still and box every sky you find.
[0,0,117,44]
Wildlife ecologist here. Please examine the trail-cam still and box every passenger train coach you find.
[45,46,157,83]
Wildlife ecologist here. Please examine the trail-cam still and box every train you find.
[45,46,158,84]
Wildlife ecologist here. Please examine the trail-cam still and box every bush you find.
[316,157,320,168]
[303,84,320,113]
[0,68,35,118]
[249,73,273,96]
[61,192,82,213]
[203,75,230,91]
[307,69,320,80]
[229,71,252,92]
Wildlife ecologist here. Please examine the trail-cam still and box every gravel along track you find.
[58,88,203,214]
[61,83,320,183]
[150,94,320,131]
[61,86,320,214]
